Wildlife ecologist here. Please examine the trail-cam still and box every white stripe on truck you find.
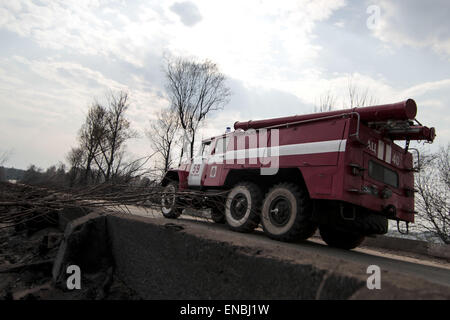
[207,139,347,163]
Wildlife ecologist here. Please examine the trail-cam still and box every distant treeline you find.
[0,166,25,181]
[0,164,156,190]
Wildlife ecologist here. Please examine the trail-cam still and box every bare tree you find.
[165,57,231,160]
[113,154,156,184]
[415,145,450,244]
[67,147,84,170]
[78,103,107,183]
[315,77,378,113]
[66,147,84,186]
[345,77,378,108]
[97,91,137,182]
[146,108,179,175]
[314,90,336,113]
[68,91,138,185]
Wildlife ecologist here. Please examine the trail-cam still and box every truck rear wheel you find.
[261,183,317,242]
[161,182,182,219]
[225,182,262,232]
[319,226,365,250]
[345,212,388,235]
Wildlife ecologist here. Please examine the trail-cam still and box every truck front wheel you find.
[225,182,262,232]
[210,200,226,224]
[319,226,365,250]
[161,182,182,219]
[261,183,317,242]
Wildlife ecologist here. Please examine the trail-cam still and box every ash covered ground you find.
[0,182,140,300]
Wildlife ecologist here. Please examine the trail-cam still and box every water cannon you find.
[233,99,435,142]
[384,125,436,142]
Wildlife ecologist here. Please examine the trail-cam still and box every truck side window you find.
[368,160,399,188]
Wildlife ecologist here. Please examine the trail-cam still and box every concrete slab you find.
[105,213,450,299]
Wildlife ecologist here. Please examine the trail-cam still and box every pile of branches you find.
[0,183,63,229]
[0,181,229,229]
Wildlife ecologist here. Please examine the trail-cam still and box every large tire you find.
[161,182,182,219]
[225,182,262,232]
[350,213,388,235]
[319,226,365,250]
[332,209,388,235]
[261,183,317,242]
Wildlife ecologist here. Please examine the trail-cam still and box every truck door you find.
[187,140,211,187]
[203,136,230,186]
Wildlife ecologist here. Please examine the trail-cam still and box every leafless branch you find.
[414,145,450,244]
[165,56,231,159]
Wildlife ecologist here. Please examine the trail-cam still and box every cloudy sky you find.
[0,0,449,169]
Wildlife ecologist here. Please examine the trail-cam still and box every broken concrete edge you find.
[107,215,450,299]
[106,214,365,300]
[188,209,450,261]
[51,211,450,299]
[312,231,450,261]
[363,235,450,260]
[362,235,428,254]
[427,243,450,260]
[52,210,113,287]
[57,206,93,232]
[108,213,449,299]
[58,205,449,261]
[53,211,362,299]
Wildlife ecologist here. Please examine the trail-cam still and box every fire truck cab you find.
[161,99,435,249]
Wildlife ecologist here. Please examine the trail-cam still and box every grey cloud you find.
[372,0,450,56]
[170,1,202,27]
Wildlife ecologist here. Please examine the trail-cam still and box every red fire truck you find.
[160,99,435,249]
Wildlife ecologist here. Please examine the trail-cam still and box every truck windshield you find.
[202,142,211,157]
